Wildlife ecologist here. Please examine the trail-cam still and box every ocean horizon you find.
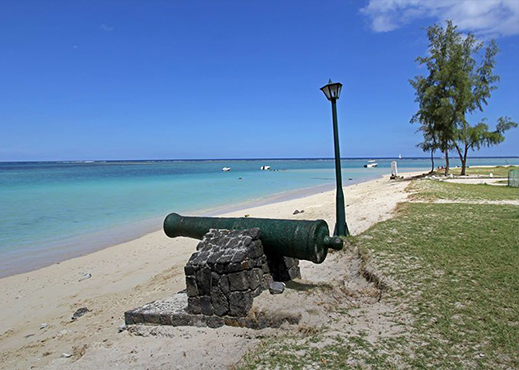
[2,155,517,163]
[1,156,517,278]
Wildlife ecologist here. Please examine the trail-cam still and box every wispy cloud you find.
[360,0,519,37]
[100,24,114,32]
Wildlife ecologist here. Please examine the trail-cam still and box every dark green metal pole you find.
[330,98,349,237]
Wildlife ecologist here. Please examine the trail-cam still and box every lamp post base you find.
[333,223,349,238]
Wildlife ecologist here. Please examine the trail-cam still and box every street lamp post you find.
[321,79,349,237]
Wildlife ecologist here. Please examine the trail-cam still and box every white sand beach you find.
[0,171,423,370]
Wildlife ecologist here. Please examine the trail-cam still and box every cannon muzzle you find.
[163,213,343,264]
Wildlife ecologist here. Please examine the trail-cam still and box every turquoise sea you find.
[0,157,517,278]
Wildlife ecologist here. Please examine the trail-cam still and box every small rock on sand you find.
[79,273,92,282]
[269,281,285,294]
[72,307,91,320]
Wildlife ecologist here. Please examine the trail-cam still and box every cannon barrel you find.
[163,213,343,264]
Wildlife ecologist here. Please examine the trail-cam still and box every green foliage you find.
[468,117,516,151]
[482,116,518,148]
[455,116,517,174]
[410,20,516,175]
[409,21,472,157]
[416,123,439,171]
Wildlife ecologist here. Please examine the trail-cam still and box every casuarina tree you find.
[416,123,440,173]
[455,117,517,174]
[410,20,515,175]
[410,20,464,175]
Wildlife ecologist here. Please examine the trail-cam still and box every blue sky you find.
[1,0,518,161]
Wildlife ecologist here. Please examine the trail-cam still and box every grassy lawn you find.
[357,202,519,369]
[408,179,519,201]
[237,182,519,369]
[435,165,519,177]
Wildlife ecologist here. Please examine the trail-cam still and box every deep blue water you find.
[0,157,517,277]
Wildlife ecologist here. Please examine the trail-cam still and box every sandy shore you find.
[0,178,368,279]
[0,171,423,370]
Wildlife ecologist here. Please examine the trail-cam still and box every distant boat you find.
[260,165,271,171]
[398,154,402,159]
[222,167,231,172]
[367,159,376,163]
[364,163,378,168]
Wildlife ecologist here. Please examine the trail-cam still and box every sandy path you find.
[412,199,519,205]
[0,172,421,370]
[444,178,506,185]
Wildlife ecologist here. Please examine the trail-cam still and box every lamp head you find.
[320,79,342,101]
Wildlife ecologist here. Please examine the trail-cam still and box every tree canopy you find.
[409,20,516,175]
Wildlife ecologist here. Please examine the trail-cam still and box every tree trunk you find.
[461,145,469,176]
[460,159,466,175]
[454,143,467,176]
[444,151,450,176]
[430,150,435,173]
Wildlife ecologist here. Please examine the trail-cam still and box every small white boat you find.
[260,165,271,171]
[398,154,402,159]
[364,163,378,168]
[222,167,231,172]
[367,159,376,163]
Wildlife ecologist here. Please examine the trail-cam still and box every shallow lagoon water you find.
[0,157,517,277]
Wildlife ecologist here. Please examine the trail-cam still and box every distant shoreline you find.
[0,173,383,279]
[1,158,517,278]
[1,155,518,164]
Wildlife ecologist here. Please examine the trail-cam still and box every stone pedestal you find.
[184,228,267,317]
[125,228,302,329]
[124,292,301,329]
[267,255,301,282]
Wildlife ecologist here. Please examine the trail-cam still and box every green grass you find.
[435,165,519,177]
[238,331,399,369]
[408,179,519,201]
[357,202,519,369]
[237,180,519,369]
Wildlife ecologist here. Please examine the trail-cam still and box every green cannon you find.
[163,213,344,264]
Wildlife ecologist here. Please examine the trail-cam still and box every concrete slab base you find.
[125,292,301,329]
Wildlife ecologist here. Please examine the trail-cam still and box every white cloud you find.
[100,24,114,32]
[360,0,519,37]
